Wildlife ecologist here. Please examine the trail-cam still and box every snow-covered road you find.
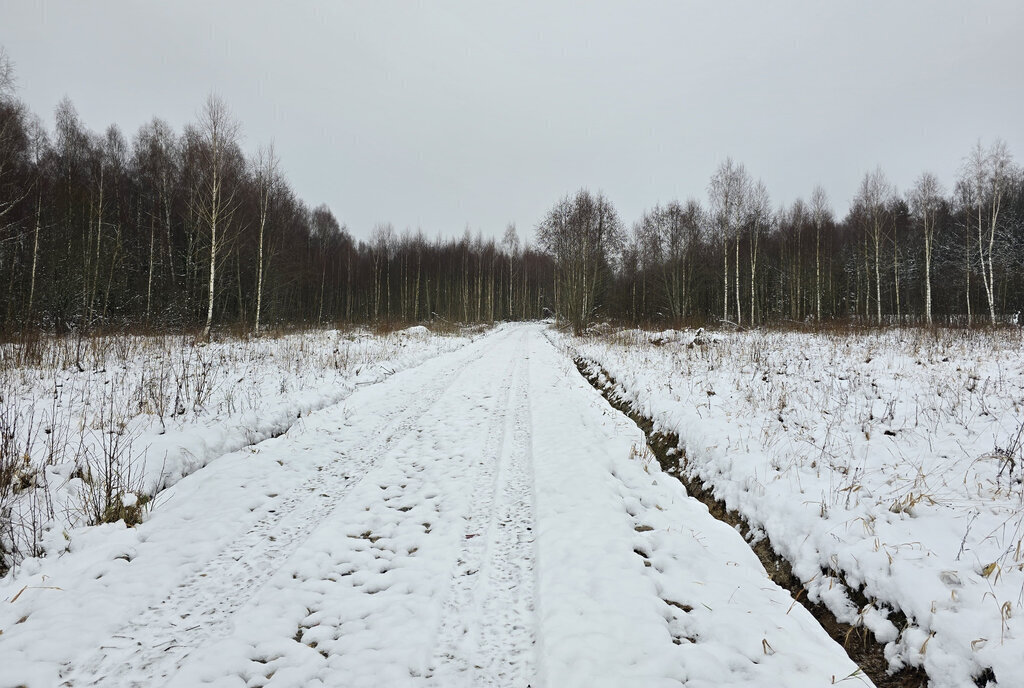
[1,324,867,687]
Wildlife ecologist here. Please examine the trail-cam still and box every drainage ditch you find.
[575,356,966,688]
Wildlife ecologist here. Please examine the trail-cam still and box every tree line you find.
[599,144,1024,333]
[1,50,1022,335]
[0,53,553,335]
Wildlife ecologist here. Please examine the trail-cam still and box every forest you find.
[1,52,1022,335]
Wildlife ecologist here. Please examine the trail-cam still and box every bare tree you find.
[310,205,342,323]
[637,200,703,321]
[0,48,14,98]
[0,49,30,236]
[854,168,892,324]
[25,115,46,318]
[909,172,943,325]
[538,189,623,333]
[370,222,394,321]
[708,158,749,324]
[133,118,179,324]
[780,199,809,320]
[951,179,976,325]
[96,125,129,323]
[809,185,831,321]
[252,142,279,334]
[194,94,241,340]
[502,223,520,317]
[0,50,34,324]
[746,180,770,325]
[963,139,1013,324]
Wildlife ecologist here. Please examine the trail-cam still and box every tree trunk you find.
[735,237,741,326]
[924,226,932,325]
[873,228,881,325]
[146,209,155,324]
[202,166,218,341]
[815,225,821,321]
[750,231,758,325]
[28,192,41,318]
[722,239,728,321]
[893,223,900,322]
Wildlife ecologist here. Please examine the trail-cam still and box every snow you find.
[529,330,862,687]
[566,326,1024,687]
[0,324,866,687]
[1,326,480,567]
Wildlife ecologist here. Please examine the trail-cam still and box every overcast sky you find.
[1,1,1021,241]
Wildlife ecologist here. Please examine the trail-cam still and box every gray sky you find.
[1,1,1022,242]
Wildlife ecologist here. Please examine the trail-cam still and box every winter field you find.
[0,325,481,571]
[0,322,1019,687]
[565,325,1024,687]
[1,323,866,688]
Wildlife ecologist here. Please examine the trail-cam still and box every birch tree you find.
[252,142,279,334]
[746,180,770,325]
[854,168,892,324]
[194,95,240,340]
[502,223,520,318]
[25,116,47,319]
[809,185,831,321]
[708,158,749,324]
[909,172,943,325]
[963,139,1013,324]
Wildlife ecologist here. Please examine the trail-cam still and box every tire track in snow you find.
[60,337,498,688]
[474,341,536,686]
[428,330,537,687]
[158,329,531,687]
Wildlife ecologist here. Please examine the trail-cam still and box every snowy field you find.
[565,326,1024,687]
[0,324,869,687]
[0,325,480,571]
